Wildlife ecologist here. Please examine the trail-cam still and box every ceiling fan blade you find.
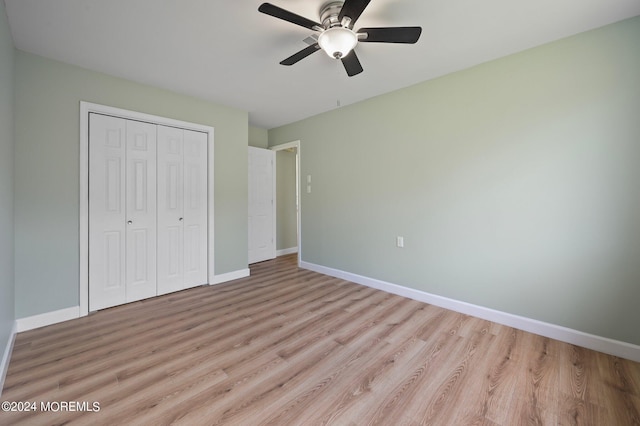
[338,0,371,26]
[341,51,364,77]
[357,27,422,43]
[280,43,321,66]
[259,3,322,31]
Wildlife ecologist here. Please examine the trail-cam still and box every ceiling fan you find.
[258,0,422,77]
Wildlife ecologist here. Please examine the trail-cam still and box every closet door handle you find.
[179,218,183,221]
[127,220,133,225]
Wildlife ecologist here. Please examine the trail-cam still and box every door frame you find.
[79,101,215,316]
[270,140,301,265]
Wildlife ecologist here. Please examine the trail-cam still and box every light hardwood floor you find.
[2,254,639,425]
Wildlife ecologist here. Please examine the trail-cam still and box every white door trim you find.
[270,140,301,265]
[79,101,215,316]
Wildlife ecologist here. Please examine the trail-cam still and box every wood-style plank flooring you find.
[2,254,639,425]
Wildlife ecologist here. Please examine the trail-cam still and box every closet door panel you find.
[89,114,127,311]
[183,130,208,287]
[125,120,157,302]
[157,125,185,295]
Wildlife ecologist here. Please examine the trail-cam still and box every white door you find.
[125,119,157,303]
[89,114,157,310]
[157,126,184,295]
[183,130,209,287]
[89,114,126,310]
[157,126,208,294]
[248,147,276,264]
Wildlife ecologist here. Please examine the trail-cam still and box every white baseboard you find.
[299,261,640,363]
[14,270,252,332]
[276,247,298,257]
[211,268,251,285]
[16,306,80,333]
[0,321,17,396]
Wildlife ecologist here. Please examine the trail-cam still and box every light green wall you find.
[269,17,640,345]
[0,1,15,357]
[248,126,268,148]
[14,51,249,318]
[276,150,297,251]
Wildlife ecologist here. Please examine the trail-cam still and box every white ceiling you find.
[4,0,640,129]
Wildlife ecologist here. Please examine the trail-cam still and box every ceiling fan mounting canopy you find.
[258,0,422,77]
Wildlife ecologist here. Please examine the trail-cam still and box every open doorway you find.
[270,141,301,265]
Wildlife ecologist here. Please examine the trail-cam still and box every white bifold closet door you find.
[89,114,208,311]
[157,125,208,295]
[89,114,157,311]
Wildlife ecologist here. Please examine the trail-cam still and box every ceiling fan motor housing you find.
[320,1,346,28]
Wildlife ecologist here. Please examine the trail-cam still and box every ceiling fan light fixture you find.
[318,27,358,59]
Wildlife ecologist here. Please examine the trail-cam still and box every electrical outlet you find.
[396,236,404,248]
